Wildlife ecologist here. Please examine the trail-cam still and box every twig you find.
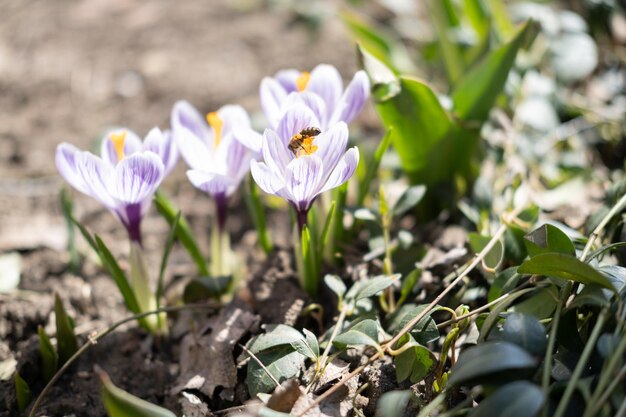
[28,303,216,417]
[296,208,522,416]
[239,344,280,388]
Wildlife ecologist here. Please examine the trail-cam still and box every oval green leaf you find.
[469,381,544,417]
[448,341,536,386]
[517,253,616,292]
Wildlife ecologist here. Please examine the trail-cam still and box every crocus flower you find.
[56,127,174,243]
[250,103,359,231]
[171,100,261,230]
[260,64,370,130]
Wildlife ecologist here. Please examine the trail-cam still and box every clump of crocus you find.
[56,128,177,333]
[171,100,261,277]
[251,103,359,293]
[260,64,370,130]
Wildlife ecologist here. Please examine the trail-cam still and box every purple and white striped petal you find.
[285,154,324,212]
[101,129,143,166]
[218,105,252,137]
[312,122,349,179]
[187,169,237,197]
[56,143,91,195]
[75,152,117,209]
[171,100,214,149]
[250,160,288,198]
[274,69,300,92]
[260,77,289,128]
[262,129,292,178]
[277,104,321,145]
[319,147,359,194]
[143,128,179,176]
[113,152,165,205]
[232,125,263,154]
[330,70,370,125]
[308,64,343,122]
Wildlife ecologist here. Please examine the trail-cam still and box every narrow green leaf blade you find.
[451,20,536,122]
[157,211,180,307]
[95,236,141,314]
[99,369,176,417]
[153,191,209,276]
[14,372,32,413]
[518,253,617,292]
[38,325,58,383]
[54,293,78,365]
[244,177,273,255]
[358,130,393,205]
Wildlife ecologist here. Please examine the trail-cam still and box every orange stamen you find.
[206,112,223,148]
[110,131,127,161]
[296,71,310,92]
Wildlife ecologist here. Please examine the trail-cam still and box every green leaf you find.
[346,275,398,302]
[511,286,558,320]
[501,313,547,356]
[358,130,393,205]
[318,201,336,256]
[518,253,617,292]
[244,177,273,255]
[375,390,413,417]
[430,0,465,84]
[95,236,141,315]
[99,368,176,417]
[524,224,576,257]
[156,211,180,311]
[451,20,537,122]
[246,347,305,396]
[469,233,504,270]
[183,275,232,303]
[448,341,537,386]
[60,188,80,272]
[71,216,98,253]
[398,268,421,307]
[249,325,305,354]
[342,11,414,75]
[374,76,454,179]
[394,335,436,383]
[38,326,58,383]
[469,381,544,417]
[387,304,439,345]
[479,288,535,341]
[324,274,347,300]
[154,191,209,276]
[334,319,380,349]
[54,293,78,365]
[357,44,401,102]
[393,185,427,217]
[14,372,32,413]
[303,328,320,359]
[301,225,319,296]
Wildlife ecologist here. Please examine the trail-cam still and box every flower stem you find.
[210,195,232,278]
[296,208,309,236]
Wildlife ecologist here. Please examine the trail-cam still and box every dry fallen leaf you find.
[173,303,259,401]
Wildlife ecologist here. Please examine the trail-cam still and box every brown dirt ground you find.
[0,1,371,415]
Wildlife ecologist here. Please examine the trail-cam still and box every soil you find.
[0,0,375,416]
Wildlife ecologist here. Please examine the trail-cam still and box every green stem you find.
[541,281,571,406]
[553,309,609,417]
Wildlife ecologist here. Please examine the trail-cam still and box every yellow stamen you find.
[110,131,127,161]
[296,71,310,92]
[206,111,223,148]
[297,136,318,157]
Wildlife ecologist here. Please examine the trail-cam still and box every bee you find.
[288,127,322,156]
